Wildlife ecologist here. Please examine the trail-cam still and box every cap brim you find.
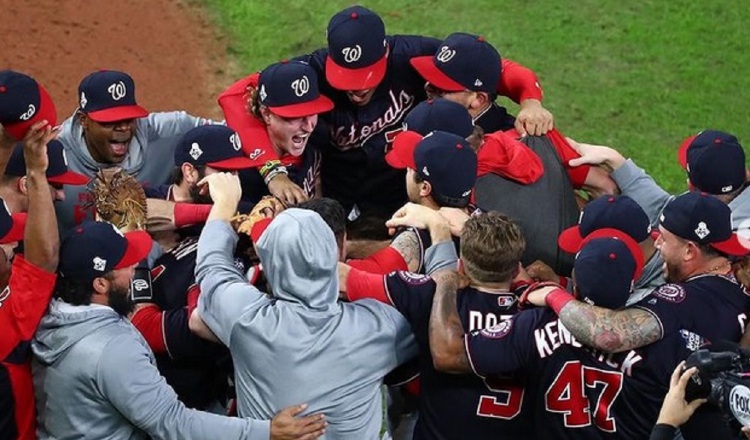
[410,56,466,92]
[386,130,421,170]
[677,134,697,169]
[269,95,334,119]
[325,54,387,91]
[86,105,149,123]
[48,170,90,186]
[558,225,584,253]
[207,156,258,171]
[0,213,27,244]
[114,230,152,269]
[710,233,750,257]
[3,84,58,140]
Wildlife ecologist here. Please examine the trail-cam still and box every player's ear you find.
[468,92,488,110]
[92,275,111,296]
[420,180,432,198]
[17,176,28,195]
[259,106,273,125]
[181,163,198,184]
[77,112,90,130]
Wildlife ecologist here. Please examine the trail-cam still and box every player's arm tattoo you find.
[390,230,422,273]
[429,269,472,374]
[558,302,662,353]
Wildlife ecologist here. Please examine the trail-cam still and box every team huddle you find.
[1,4,750,440]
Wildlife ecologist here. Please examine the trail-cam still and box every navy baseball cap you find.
[78,70,149,123]
[58,221,152,279]
[325,6,388,90]
[402,98,474,138]
[574,229,644,310]
[0,70,57,140]
[5,140,89,185]
[558,195,651,253]
[259,61,334,118]
[660,191,748,256]
[410,33,501,94]
[677,130,746,195]
[0,199,26,244]
[175,125,255,171]
[388,130,477,207]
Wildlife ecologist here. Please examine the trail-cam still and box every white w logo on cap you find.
[19,104,36,121]
[342,45,362,63]
[436,46,456,63]
[229,133,242,151]
[291,76,310,97]
[108,81,127,101]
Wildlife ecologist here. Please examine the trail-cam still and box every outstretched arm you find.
[526,286,663,353]
[429,268,472,373]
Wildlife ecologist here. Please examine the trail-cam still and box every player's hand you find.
[566,137,626,171]
[337,262,351,300]
[386,203,446,235]
[267,173,307,207]
[146,199,177,232]
[437,207,470,236]
[515,99,553,137]
[23,120,58,174]
[655,362,706,428]
[270,403,326,440]
[525,260,560,283]
[198,172,242,208]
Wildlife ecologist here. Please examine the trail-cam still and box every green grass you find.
[201,0,750,194]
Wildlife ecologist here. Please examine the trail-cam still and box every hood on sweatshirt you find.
[33,298,123,365]
[256,208,339,313]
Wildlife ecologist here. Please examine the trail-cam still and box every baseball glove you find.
[232,196,285,235]
[89,167,147,232]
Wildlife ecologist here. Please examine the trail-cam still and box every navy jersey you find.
[385,271,530,440]
[474,101,517,134]
[635,273,750,344]
[239,143,322,205]
[297,35,440,218]
[467,308,697,440]
[149,237,240,409]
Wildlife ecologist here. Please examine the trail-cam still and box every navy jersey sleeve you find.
[162,307,227,361]
[385,271,436,343]
[465,308,544,377]
[633,283,687,337]
[390,35,441,61]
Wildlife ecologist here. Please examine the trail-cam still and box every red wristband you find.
[546,288,575,315]
[558,276,569,289]
[174,203,212,227]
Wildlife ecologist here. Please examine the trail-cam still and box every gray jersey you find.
[55,111,214,232]
[197,212,418,440]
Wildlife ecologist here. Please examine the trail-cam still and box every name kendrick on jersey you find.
[535,319,644,376]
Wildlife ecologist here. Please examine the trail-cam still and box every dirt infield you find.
[0,0,236,121]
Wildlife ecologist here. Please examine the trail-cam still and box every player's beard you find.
[188,182,213,205]
[663,259,688,283]
[108,282,135,317]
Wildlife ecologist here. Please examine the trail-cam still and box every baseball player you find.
[341,212,532,439]
[55,69,219,232]
[0,122,61,440]
[191,171,454,439]
[527,194,665,306]
[221,6,547,232]
[32,220,326,440]
[426,222,708,439]
[219,60,334,206]
[0,139,88,212]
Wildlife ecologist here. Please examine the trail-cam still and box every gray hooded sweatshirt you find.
[197,210,418,440]
[55,111,214,232]
[32,299,269,440]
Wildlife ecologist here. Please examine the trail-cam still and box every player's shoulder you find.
[386,270,435,289]
[388,34,440,61]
